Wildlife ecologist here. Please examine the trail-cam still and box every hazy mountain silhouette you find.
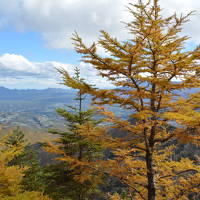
[0,86,198,128]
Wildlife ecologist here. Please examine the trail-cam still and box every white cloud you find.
[0,0,199,49]
[0,53,113,89]
[0,53,39,73]
[0,0,134,49]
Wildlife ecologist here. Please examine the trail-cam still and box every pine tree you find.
[45,67,104,200]
[59,0,200,199]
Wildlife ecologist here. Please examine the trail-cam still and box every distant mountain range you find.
[0,86,198,129]
[0,87,79,128]
[0,86,75,104]
[0,87,126,128]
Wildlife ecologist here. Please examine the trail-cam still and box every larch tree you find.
[60,0,200,199]
[0,128,51,200]
[45,67,104,200]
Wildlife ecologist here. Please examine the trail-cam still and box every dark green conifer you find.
[46,67,103,200]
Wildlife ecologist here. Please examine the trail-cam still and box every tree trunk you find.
[146,151,156,200]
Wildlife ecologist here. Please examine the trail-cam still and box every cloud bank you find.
[0,53,112,89]
[0,0,199,49]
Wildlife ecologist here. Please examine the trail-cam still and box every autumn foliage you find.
[1,0,200,200]
[0,129,51,200]
[58,0,200,199]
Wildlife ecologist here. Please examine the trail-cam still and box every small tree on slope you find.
[0,128,51,200]
[45,67,104,200]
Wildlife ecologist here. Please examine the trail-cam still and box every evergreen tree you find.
[59,0,200,199]
[6,127,46,192]
[6,127,25,147]
[45,67,104,200]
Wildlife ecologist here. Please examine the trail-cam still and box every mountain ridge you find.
[0,86,198,128]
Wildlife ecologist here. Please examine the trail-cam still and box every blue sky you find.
[0,30,80,63]
[0,0,199,89]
